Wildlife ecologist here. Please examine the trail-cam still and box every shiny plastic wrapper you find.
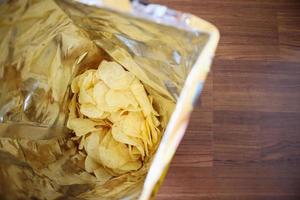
[0,0,219,199]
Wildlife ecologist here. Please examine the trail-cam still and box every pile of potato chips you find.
[67,61,161,181]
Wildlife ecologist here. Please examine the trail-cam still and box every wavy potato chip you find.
[93,166,113,183]
[93,82,120,112]
[93,81,109,106]
[67,118,104,136]
[122,112,144,137]
[98,132,140,170]
[130,79,153,116]
[85,131,102,161]
[71,76,81,93]
[80,103,105,119]
[119,161,142,172]
[71,70,96,93]
[79,88,95,105]
[81,70,97,89]
[107,111,123,123]
[85,156,101,173]
[111,122,145,158]
[105,90,138,110]
[68,95,77,119]
[97,61,134,90]
[78,134,86,150]
[128,145,142,160]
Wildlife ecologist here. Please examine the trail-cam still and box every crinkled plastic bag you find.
[0,0,219,199]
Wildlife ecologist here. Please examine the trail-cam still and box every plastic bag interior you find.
[0,0,210,199]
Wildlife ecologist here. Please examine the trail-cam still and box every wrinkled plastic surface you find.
[0,0,213,199]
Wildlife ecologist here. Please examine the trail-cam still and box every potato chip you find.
[119,161,142,172]
[80,103,105,119]
[93,166,113,183]
[81,70,97,89]
[67,118,104,136]
[92,72,100,86]
[105,90,138,110]
[122,112,144,138]
[85,156,101,173]
[99,132,136,169]
[71,76,81,93]
[71,70,94,93]
[107,111,122,123]
[84,131,103,161]
[97,61,134,90]
[128,146,142,160]
[111,122,137,146]
[147,116,160,144]
[112,122,145,158]
[68,95,77,119]
[93,81,112,112]
[151,113,160,127]
[140,122,151,153]
[130,79,152,116]
[79,88,95,105]
[78,134,87,150]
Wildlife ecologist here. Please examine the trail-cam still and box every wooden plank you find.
[150,0,300,199]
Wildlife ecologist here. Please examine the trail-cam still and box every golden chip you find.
[99,132,137,169]
[130,79,153,116]
[93,166,112,183]
[97,61,134,90]
[67,118,104,136]
[79,88,95,105]
[80,103,105,119]
[105,89,138,110]
[122,112,144,137]
[84,131,103,161]
[119,161,142,172]
[85,156,101,173]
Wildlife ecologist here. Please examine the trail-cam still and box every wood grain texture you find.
[149,0,300,199]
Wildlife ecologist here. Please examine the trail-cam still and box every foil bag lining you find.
[0,0,209,199]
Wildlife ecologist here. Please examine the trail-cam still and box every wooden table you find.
[150,0,300,199]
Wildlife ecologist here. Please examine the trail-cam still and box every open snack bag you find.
[0,0,219,199]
